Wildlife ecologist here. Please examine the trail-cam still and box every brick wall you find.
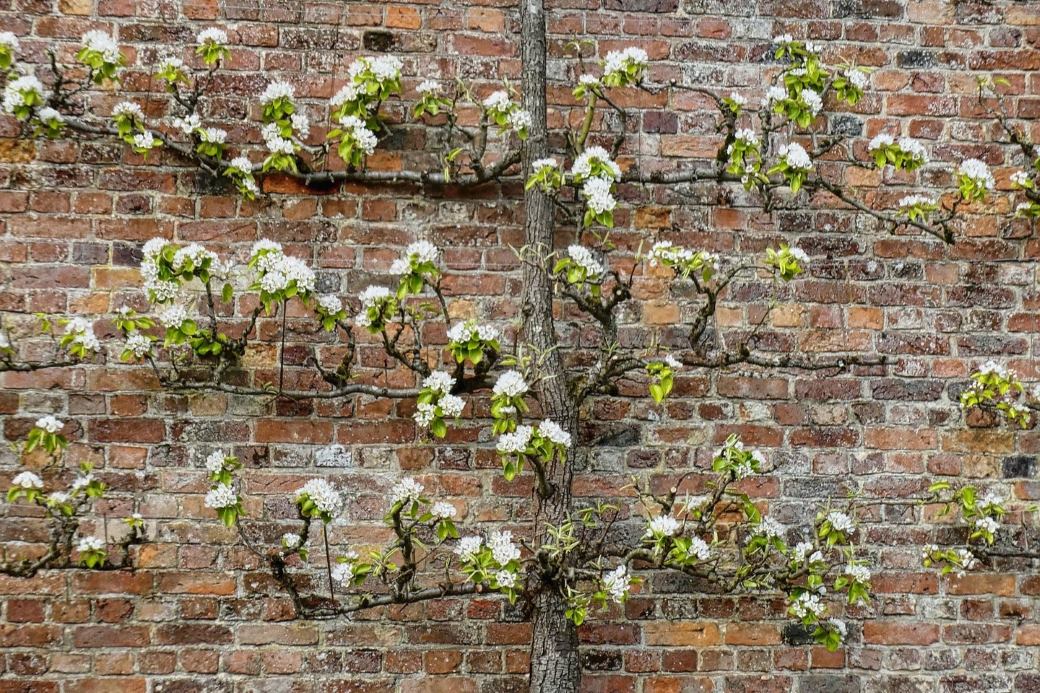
[1,0,1039,691]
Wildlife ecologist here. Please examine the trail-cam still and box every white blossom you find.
[826,511,854,534]
[773,33,794,45]
[955,548,979,576]
[197,27,228,46]
[0,32,19,52]
[404,240,439,265]
[331,83,361,108]
[2,75,44,116]
[959,158,995,191]
[537,420,572,448]
[431,502,457,520]
[290,113,310,138]
[567,245,604,279]
[158,304,188,328]
[792,541,814,562]
[82,30,121,63]
[261,81,294,104]
[764,85,787,107]
[204,483,238,509]
[337,115,377,155]
[45,486,73,502]
[390,476,424,506]
[295,478,344,517]
[493,370,528,398]
[571,146,621,181]
[369,55,402,82]
[868,133,894,152]
[144,236,168,258]
[455,535,483,561]
[800,89,822,116]
[898,137,928,164]
[204,451,225,474]
[132,132,155,150]
[829,618,848,639]
[446,320,498,344]
[11,471,43,489]
[317,294,342,314]
[37,107,63,124]
[198,127,226,144]
[416,79,439,94]
[778,142,812,170]
[847,69,868,90]
[980,489,1006,509]
[264,131,295,155]
[330,561,356,585]
[532,157,558,172]
[482,90,512,111]
[70,474,92,492]
[282,532,301,548]
[112,101,144,119]
[413,402,437,427]
[978,360,1012,379]
[755,517,785,539]
[1011,170,1031,187]
[899,194,936,210]
[422,371,455,395]
[496,425,533,454]
[788,246,810,265]
[359,285,391,308]
[172,243,217,271]
[156,55,184,73]
[146,279,179,303]
[646,514,681,537]
[35,415,63,433]
[729,91,746,106]
[495,570,517,588]
[579,74,599,87]
[507,109,531,133]
[603,46,648,79]
[438,394,466,418]
[77,536,105,553]
[733,128,759,146]
[63,317,99,352]
[974,516,999,534]
[844,563,871,584]
[687,536,711,561]
[253,248,316,295]
[489,530,520,565]
[663,354,682,370]
[582,176,616,215]
[790,591,827,620]
[602,565,631,603]
[172,114,201,135]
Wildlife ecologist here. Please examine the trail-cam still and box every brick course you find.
[1,0,1039,691]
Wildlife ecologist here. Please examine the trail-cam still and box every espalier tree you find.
[1,5,1039,691]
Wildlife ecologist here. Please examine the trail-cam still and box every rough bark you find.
[519,0,583,691]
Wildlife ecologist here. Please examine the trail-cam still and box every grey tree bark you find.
[519,0,583,691]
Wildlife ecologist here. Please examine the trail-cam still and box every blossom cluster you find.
[250,239,316,304]
[295,478,344,521]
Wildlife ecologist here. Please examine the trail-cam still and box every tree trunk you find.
[520,0,583,691]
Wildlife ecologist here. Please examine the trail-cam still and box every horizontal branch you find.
[60,116,522,189]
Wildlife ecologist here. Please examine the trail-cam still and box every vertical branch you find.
[323,524,335,603]
[278,299,288,393]
[521,1,583,691]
